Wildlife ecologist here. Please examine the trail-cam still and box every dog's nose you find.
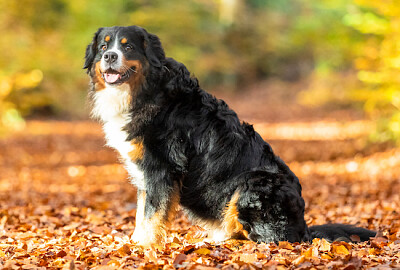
[103,52,118,63]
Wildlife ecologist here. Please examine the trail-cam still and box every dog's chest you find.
[92,86,145,189]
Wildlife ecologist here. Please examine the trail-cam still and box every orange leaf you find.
[321,253,333,260]
[278,241,294,250]
[301,247,313,258]
[117,244,131,256]
[292,255,305,266]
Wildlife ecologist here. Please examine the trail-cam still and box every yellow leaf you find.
[194,248,211,255]
[319,238,331,252]
[332,245,350,255]
[170,242,181,248]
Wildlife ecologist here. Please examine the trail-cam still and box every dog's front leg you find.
[131,182,180,246]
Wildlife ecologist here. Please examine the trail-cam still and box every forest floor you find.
[0,80,399,269]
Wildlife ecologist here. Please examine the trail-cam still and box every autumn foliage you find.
[1,86,399,269]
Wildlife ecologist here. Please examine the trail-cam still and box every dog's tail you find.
[309,224,376,242]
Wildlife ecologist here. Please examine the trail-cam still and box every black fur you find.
[85,25,376,244]
[84,28,103,71]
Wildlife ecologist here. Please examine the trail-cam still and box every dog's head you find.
[84,26,165,92]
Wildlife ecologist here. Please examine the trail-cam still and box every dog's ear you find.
[84,28,103,72]
[142,29,165,68]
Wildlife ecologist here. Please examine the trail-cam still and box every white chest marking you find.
[92,84,145,190]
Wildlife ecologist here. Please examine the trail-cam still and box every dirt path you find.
[0,84,399,269]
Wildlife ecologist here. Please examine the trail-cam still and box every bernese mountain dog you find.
[84,25,376,246]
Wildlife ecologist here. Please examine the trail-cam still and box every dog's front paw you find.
[131,226,163,247]
[131,229,152,246]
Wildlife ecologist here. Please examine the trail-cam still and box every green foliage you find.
[0,70,42,134]
[343,0,400,143]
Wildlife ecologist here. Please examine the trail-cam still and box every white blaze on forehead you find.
[100,34,124,72]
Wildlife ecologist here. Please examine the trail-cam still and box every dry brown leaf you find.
[239,253,257,264]
[173,253,187,268]
[2,118,400,269]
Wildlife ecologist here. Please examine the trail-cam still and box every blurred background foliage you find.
[0,0,399,142]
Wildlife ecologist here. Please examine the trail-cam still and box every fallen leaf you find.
[239,253,257,264]
[144,249,157,263]
[194,248,211,255]
[319,238,331,252]
[278,241,294,250]
[349,235,360,243]
[173,253,187,268]
[332,244,350,255]
[292,255,305,266]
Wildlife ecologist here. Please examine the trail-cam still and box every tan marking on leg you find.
[131,184,181,246]
[222,191,249,239]
[128,140,144,162]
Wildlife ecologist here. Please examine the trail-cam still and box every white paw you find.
[131,228,151,246]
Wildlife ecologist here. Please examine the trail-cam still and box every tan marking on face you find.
[222,191,249,239]
[123,59,146,93]
[94,61,105,91]
[128,140,144,162]
[121,38,127,44]
[105,35,110,42]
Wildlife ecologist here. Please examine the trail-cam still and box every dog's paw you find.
[131,225,164,247]
[131,229,152,246]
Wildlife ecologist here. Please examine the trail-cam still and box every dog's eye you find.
[101,45,107,51]
[125,45,133,51]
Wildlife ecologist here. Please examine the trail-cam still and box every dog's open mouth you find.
[101,67,136,85]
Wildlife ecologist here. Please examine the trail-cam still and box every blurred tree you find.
[0,0,398,145]
[344,0,400,143]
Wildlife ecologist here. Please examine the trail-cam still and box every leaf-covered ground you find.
[1,83,399,269]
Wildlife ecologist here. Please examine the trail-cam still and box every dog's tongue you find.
[104,73,121,83]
